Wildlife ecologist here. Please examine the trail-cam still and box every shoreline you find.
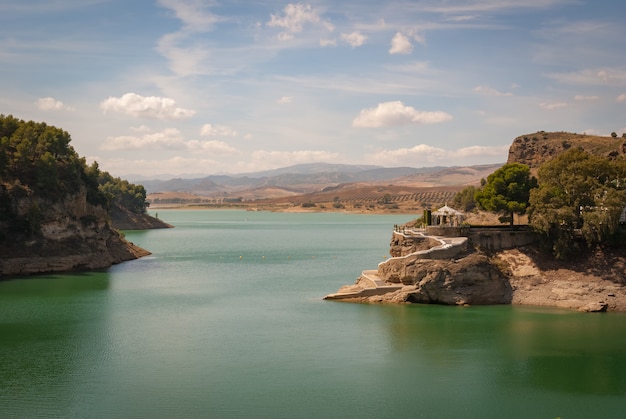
[148,202,424,216]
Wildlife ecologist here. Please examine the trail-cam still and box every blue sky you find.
[1,0,625,178]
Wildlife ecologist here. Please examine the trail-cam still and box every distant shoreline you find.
[148,202,423,215]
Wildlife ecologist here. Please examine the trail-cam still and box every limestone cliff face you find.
[389,234,440,258]
[110,203,172,230]
[0,184,150,277]
[377,251,510,306]
[327,229,626,312]
[507,131,626,169]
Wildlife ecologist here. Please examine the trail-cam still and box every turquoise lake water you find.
[1,209,626,418]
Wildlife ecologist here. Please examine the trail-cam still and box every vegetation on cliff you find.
[454,133,626,259]
[0,115,154,274]
[529,148,626,259]
[474,163,537,226]
[0,114,150,243]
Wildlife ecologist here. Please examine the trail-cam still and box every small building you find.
[432,205,464,227]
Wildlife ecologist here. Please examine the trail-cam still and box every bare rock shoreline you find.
[502,247,626,312]
[0,188,153,278]
[326,235,626,312]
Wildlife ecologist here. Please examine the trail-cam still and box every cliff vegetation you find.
[328,131,626,311]
[0,115,154,276]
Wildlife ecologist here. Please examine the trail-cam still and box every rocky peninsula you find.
[0,184,151,277]
[325,224,626,312]
[326,131,626,312]
[0,115,157,277]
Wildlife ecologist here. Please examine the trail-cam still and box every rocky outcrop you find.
[498,248,626,312]
[507,131,626,169]
[326,229,626,312]
[110,203,172,230]
[0,184,150,277]
[390,253,511,305]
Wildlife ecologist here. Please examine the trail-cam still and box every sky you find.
[1,0,626,179]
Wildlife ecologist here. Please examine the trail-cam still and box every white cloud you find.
[546,68,626,86]
[157,0,221,32]
[267,3,333,41]
[341,31,367,48]
[320,38,337,47]
[574,95,600,101]
[365,144,508,166]
[200,123,238,137]
[616,94,626,102]
[130,125,152,133]
[101,127,237,155]
[100,93,195,119]
[277,96,293,104]
[36,97,74,111]
[352,101,452,128]
[422,1,573,15]
[155,0,222,76]
[539,101,568,110]
[157,32,211,76]
[473,85,513,97]
[250,150,339,168]
[186,139,238,154]
[101,156,222,177]
[102,128,187,151]
[389,32,412,54]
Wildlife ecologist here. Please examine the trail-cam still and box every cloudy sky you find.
[1,0,625,178]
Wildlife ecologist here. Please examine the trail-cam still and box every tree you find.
[0,114,89,199]
[379,193,392,205]
[474,163,537,225]
[98,171,148,214]
[452,185,478,212]
[528,148,626,258]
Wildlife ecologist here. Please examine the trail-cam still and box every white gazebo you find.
[432,204,464,227]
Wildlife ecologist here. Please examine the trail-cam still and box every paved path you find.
[324,229,467,300]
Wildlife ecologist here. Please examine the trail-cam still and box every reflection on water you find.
[0,272,111,417]
[381,304,626,396]
[1,210,626,418]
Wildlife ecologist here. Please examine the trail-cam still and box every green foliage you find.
[98,171,148,214]
[528,148,626,259]
[474,163,537,225]
[379,193,392,205]
[0,114,92,200]
[0,115,149,243]
[452,185,479,212]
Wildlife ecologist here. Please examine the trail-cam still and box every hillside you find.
[146,163,502,212]
[507,131,626,169]
[0,115,152,276]
[326,131,626,311]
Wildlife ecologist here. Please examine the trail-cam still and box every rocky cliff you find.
[110,203,172,230]
[0,184,150,277]
[507,131,626,168]
[326,229,626,312]
[0,115,158,277]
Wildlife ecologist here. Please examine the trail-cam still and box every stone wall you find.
[468,227,537,250]
[424,225,537,250]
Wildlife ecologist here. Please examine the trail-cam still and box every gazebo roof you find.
[433,204,463,216]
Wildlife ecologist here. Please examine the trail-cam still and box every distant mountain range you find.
[137,162,503,202]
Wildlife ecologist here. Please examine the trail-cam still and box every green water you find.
[1,210,625,418]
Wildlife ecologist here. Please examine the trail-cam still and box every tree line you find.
[0,115,148,231]
[453,149,626,259]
